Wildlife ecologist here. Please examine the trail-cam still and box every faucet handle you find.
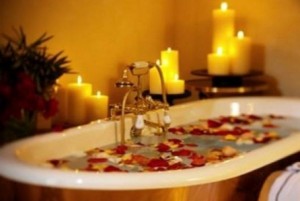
[135,114,145,129]
[163,111,171,126]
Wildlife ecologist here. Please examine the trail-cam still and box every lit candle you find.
[86,91,109,122]
[166,74,185,94]
[212,2,235,53]
[67,75,92,126]
[207,47,231,75]
[161,47,179,81]
[53,81,68,125]
[149,60,163,94]
[230,31,252,75]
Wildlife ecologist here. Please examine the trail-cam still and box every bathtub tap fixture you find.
[112,61,171,144]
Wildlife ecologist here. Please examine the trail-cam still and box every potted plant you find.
[0,28,71,144]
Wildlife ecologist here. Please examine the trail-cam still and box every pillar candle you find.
[86,91,109,122]
[67,76,92,126]
[161,47,179,81]
[149,60,163,94]
[53,83,68,125]
[207,47,230,75]
[166,74,185,94]
[212,2,235,53]
[230,31,252,75]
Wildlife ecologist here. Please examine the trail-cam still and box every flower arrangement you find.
[0,28,71,143]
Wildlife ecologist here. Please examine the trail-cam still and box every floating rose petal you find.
[114,145,128,154]
[172,149,194,157]
[87,158,108,163]
[190,155,206,167]
[147,158,169,169]
[168,162,186,170]
[132,154,150,166]
[104,165,123,172]
[207,119,223,128]
[156,143,170,152]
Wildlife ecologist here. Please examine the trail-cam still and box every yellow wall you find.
[1,0,300,103]
[0,0,175,103]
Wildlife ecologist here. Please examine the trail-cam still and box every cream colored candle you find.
[149,60,163,94]
[230,31,252,75]
[86,91,109,122]
[207,47,231,75]
[67,76,92,126]
[212,2,235,53]
[53,82,68,125]
[166,74,185,94]
[161,47,179,81]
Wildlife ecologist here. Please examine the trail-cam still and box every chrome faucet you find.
[111,61,171,144]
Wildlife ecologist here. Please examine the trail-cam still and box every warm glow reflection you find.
[156,59,161,66]
[237,31,244,39]
[77,75,82,84]
[96,91,101,97]
[230,102,240,116]
[216,47,224,55]
[221,2,228,11]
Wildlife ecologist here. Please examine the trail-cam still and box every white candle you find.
[161,47,179,81]
[86,91,109,122]
[212,2,235,53]
[207,47,231,75]
[67,76,92,126]
[166,74,185,94]
[53,82,68,125]
[230,31,252,75]
[149,60,163,94]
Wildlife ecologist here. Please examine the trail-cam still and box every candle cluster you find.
[208,2,252,75]
[149,48,185,95]
[54,76,109,126]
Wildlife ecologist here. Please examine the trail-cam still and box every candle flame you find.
[96,91,101,97]
[216,47,224,55]
[77,76,82,84]
[167,47,172,51]
[221,2,228,10]
[237,31,244,39]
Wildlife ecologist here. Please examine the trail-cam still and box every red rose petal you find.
[172,149,194,157]
[168,162,186,170]
[190,155,206,167]
[132,154,150,166]
[207,119,223,128]
[190,128,211,135]
[104,165,123,172]
[147,159,169,169]
[114,145,128,154]
[87,158,108,163]
[157,143,170,152]
[168,138,182,145]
